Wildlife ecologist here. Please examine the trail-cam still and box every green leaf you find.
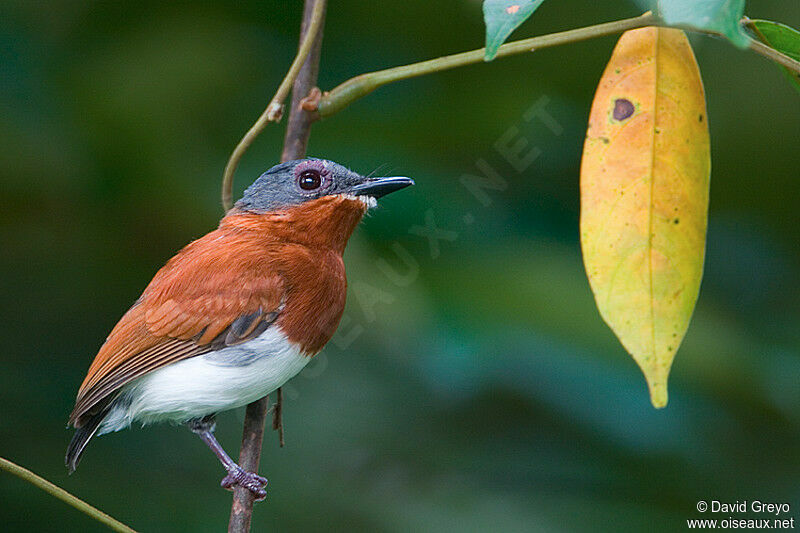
[658,0,748,48]
[483,0,546,61]
[748,19,800,94]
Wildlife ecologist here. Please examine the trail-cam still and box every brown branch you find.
[227,1,327,532]
[227,398,269,533]
[280,0,326,163]
[220,0,327,211]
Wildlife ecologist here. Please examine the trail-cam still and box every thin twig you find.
[220,0,326,211]
[315,11,658,118]
[227,1,327,532]
[0,456,136,533]
[313,12,800,118]
[272,387,285,447]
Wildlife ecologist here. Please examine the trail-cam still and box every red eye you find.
[298,169,322,190]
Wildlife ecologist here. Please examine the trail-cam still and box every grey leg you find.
[189,416,268,500]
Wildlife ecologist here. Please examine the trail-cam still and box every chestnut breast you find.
[224,194,367,354]
[273,244,347,354]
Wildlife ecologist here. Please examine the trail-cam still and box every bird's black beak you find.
[351,176,414,198]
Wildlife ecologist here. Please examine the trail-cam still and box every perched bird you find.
[66,158,413,499]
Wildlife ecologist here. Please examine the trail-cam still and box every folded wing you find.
[69,228,286,428]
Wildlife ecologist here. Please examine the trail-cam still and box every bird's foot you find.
[220,466,268,501]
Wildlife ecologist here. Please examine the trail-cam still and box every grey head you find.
[235,158,414,213]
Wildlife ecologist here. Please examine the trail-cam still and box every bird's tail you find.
[65,400,112,474]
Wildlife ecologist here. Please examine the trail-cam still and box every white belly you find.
[98,326,308,434]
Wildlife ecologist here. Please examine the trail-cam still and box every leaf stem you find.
[741,17,800,75]
[746,36,800,74]
[0,456,136,533]
[220,0,326,210]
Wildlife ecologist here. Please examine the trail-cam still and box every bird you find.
[66,158,413,500]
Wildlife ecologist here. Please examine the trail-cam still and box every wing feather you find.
[69,226,286,427]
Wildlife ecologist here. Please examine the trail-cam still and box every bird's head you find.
[229,158,414,252]
[235,158,414,213]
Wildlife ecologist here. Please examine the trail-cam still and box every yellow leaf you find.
[580,27,710,408]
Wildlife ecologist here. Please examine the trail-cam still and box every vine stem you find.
[220,0,326,211]
[316,11,658,117]
[226,1,327,532]
[314,12,800,118]
[0,456,136,533]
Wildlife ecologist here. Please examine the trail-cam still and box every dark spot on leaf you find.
[600,136,610,144]
[613,98,634,121]
[615,68,621,74]
[699,114,703,122]
[655,128,661,134]
[673,218,680,224]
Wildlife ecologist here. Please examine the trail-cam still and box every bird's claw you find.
[221,467,268,501]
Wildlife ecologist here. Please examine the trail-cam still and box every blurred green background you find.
[1,1,798,531]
